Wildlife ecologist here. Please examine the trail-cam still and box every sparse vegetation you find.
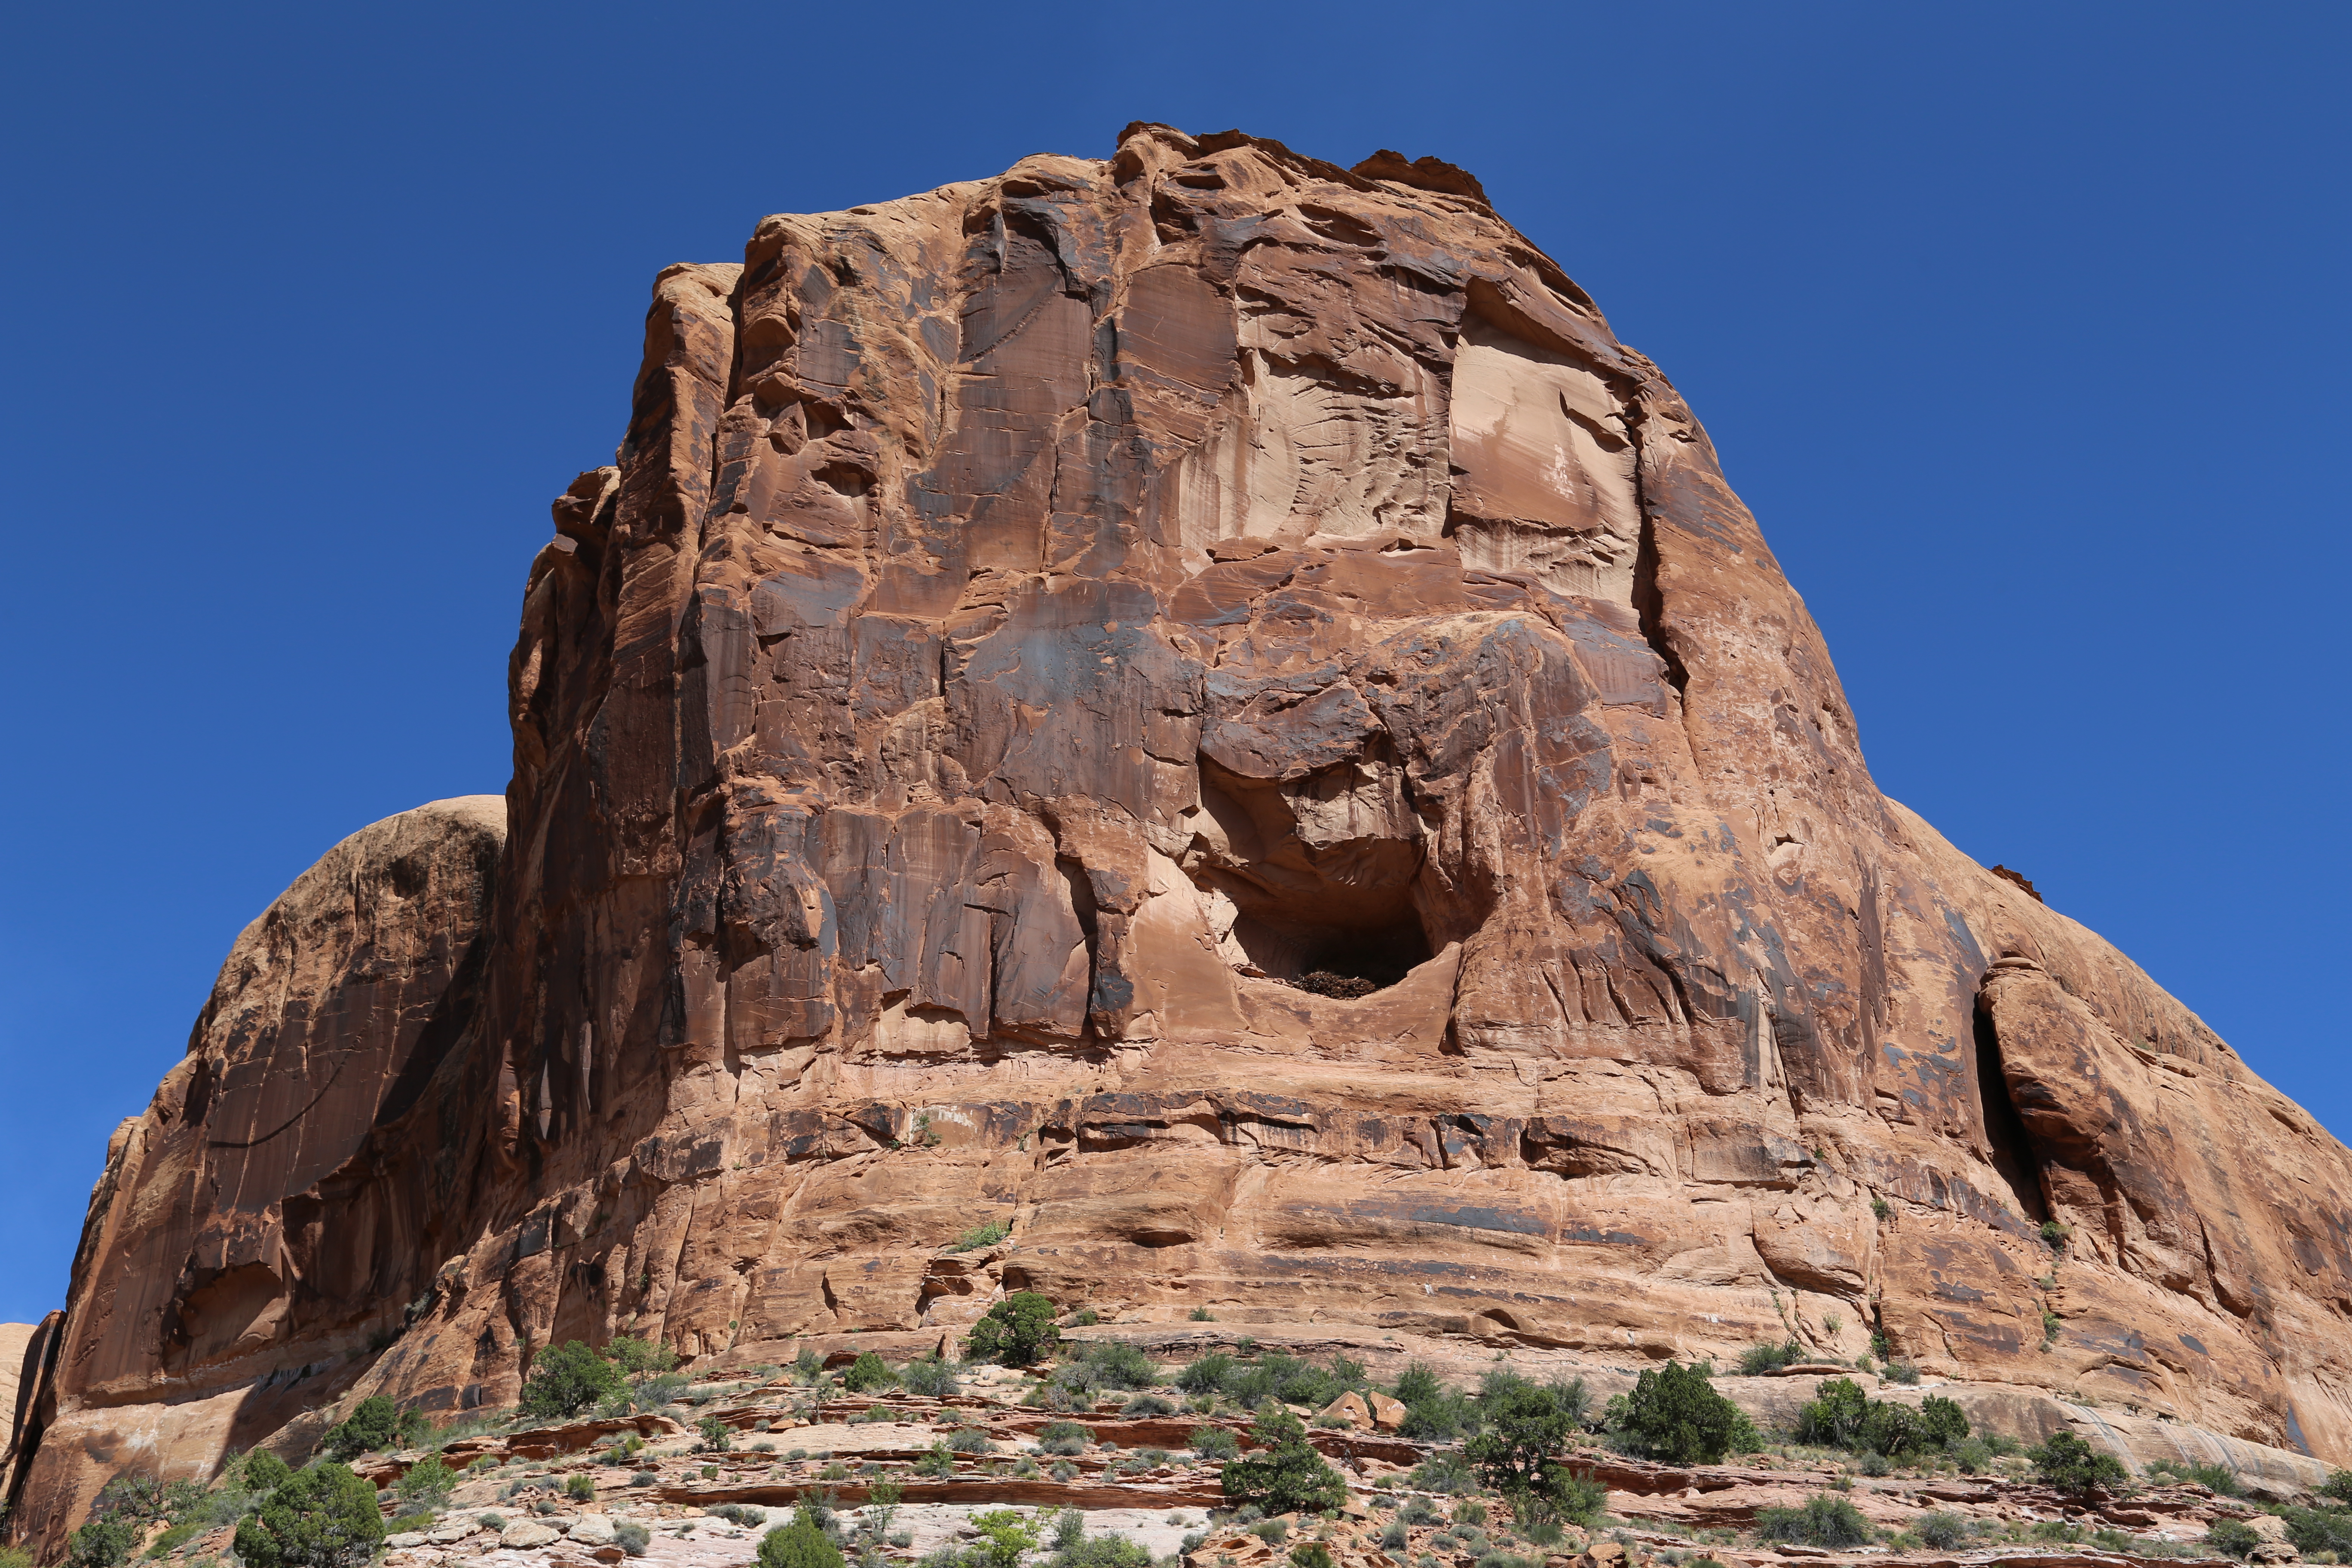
[2028,1430,2129,1498]
[1753,1495,1870,1549]
[518,1342,627,1419]
[1605,1362,1759,1464]
[948,1219,1011,1253]
[232,1462,384,1568]
[1220,1405,1347,1516]
[966,1292,1060,1365]
[1736,1339,1804,1375]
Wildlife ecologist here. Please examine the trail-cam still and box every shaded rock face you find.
[12,122,2352,1544]
[4,798,504,1536]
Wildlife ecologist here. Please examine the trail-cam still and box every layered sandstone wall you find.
[9,122,2348,1553]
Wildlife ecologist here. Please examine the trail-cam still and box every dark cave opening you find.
[1973,993,2050,1223]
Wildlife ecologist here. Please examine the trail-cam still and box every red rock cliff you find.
[11,123,2349,1547]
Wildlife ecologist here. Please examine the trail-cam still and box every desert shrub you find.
[1176,1354,1234,1395]
[947,1426,995,1454]
[1124,1394,1175,1416]
[1397,1498,1442,1527]
[233,1462,384,1568]
[1737,1340,1804,1376]
[948,1219,1012,1253]
[968,1293,1060,1366]
[1193,1427,1240,1461]
[2029,1431,2128,1498]
[842,1353,896,1394]
[1220,1406,1346,1516]
[1251,1522,1289,1544]
[603,1334,677,1377]
[317,1396,402,1462]
[1793,1378,1868,1449]
[396,1455,456,1510]
[1290,1546,1335,1568]
[966,1510,1041,1568]
[2206,1519,2263,1561]
[2322,1470,2352,1505]
[1916,1512,1970,1549]
[2280,1506,2352,1558]
[1075,1342,1160,1391]
[145,1522,202,1557]
[900,1355,961,1399]
[242,1451,292,1491]
[1753,1495,1870,1549]
[1391,1362,1478,1442]
[915,1443,956,1478]
[711,1505,769,1528]
[68,1518,140,1568]
[697,1415,735,1452]
[1038,1421,1093,1456]
[519,1342,627,1420]
[626,1371,689,1412]
[1054,1536,1152,1568]
[2152,1458,2245,1496]
[1608,1362,1758,1464]
[608,1519,651,1558]
[760,1509,846,1568]
[561,1473,596,1502]
[1466,1378,1579,1502]
[1410,1452,1478,1494]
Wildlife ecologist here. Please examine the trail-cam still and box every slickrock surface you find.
[9,122,2351,1550]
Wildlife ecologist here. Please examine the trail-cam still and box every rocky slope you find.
[8,122,2349,1553]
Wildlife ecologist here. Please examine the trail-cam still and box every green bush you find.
[967,1293,1060,1366]
[1916,1512,1970,1549]
[1753,1495,1870,1548]
[144,1522,202,1558]
[948,1219,1012,1253]
[1392,1362,1478,1442]
[1290,1546,1335,1568]
[1053,1535,1152,1568]
[69,1517,139,1568]
[842,1352,895,1393]
[2279,1505,2352,1558]
[318,1396,401,1461]
[2028,1431,2128,1498]
[2153,1458,2244,1496]
[758,1508,846,1568]
[1465,1379,1577,1494]
[1176,1354,1233,1395]
[1038,1421,1092,1456]
[2323,1470,2352,1505]
[604,1335,677,1377]
[518,1342,627,1420]
[698,1415,735,1452]
[1795,1378,1966,1457]
[1409,1452,1477,1494]
[232,1462,385,1568]
[242,1451,292,1491]
[1193,1427,1240,1461]
[395,1455,456,1510]
[968,1510,1041,1568]
[1122,1394,1175,1417]
[1075,1342,1160,1391]
[563,1473,596,1502]
[614,1522,651,1557]
[2206,1519,2262,1561]
[1882,1361,1922,1385]
[1736,1340,1804,1376]
[710,1505,769,1528]
[1608,1362,1758,1464]
[900,1355,961,1399]
[1220,1406,1347,1516]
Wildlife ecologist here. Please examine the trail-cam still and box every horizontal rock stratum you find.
[8,122,2349,1549]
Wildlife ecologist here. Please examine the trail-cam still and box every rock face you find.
[10,122,2352,1547]
[3,797,504,1537]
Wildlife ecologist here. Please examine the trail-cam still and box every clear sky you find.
[1,2,2345,1325]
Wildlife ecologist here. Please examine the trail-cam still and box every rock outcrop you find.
[10,122,2350,1550]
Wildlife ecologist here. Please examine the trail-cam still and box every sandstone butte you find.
[7,123,2350,1553]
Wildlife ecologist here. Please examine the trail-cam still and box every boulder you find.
[1365,1392,1408,1433]
[502,1522,563,1550]
[1318,1392,1372,1430]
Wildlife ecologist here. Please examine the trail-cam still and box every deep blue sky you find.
[2,3,2344,1324]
